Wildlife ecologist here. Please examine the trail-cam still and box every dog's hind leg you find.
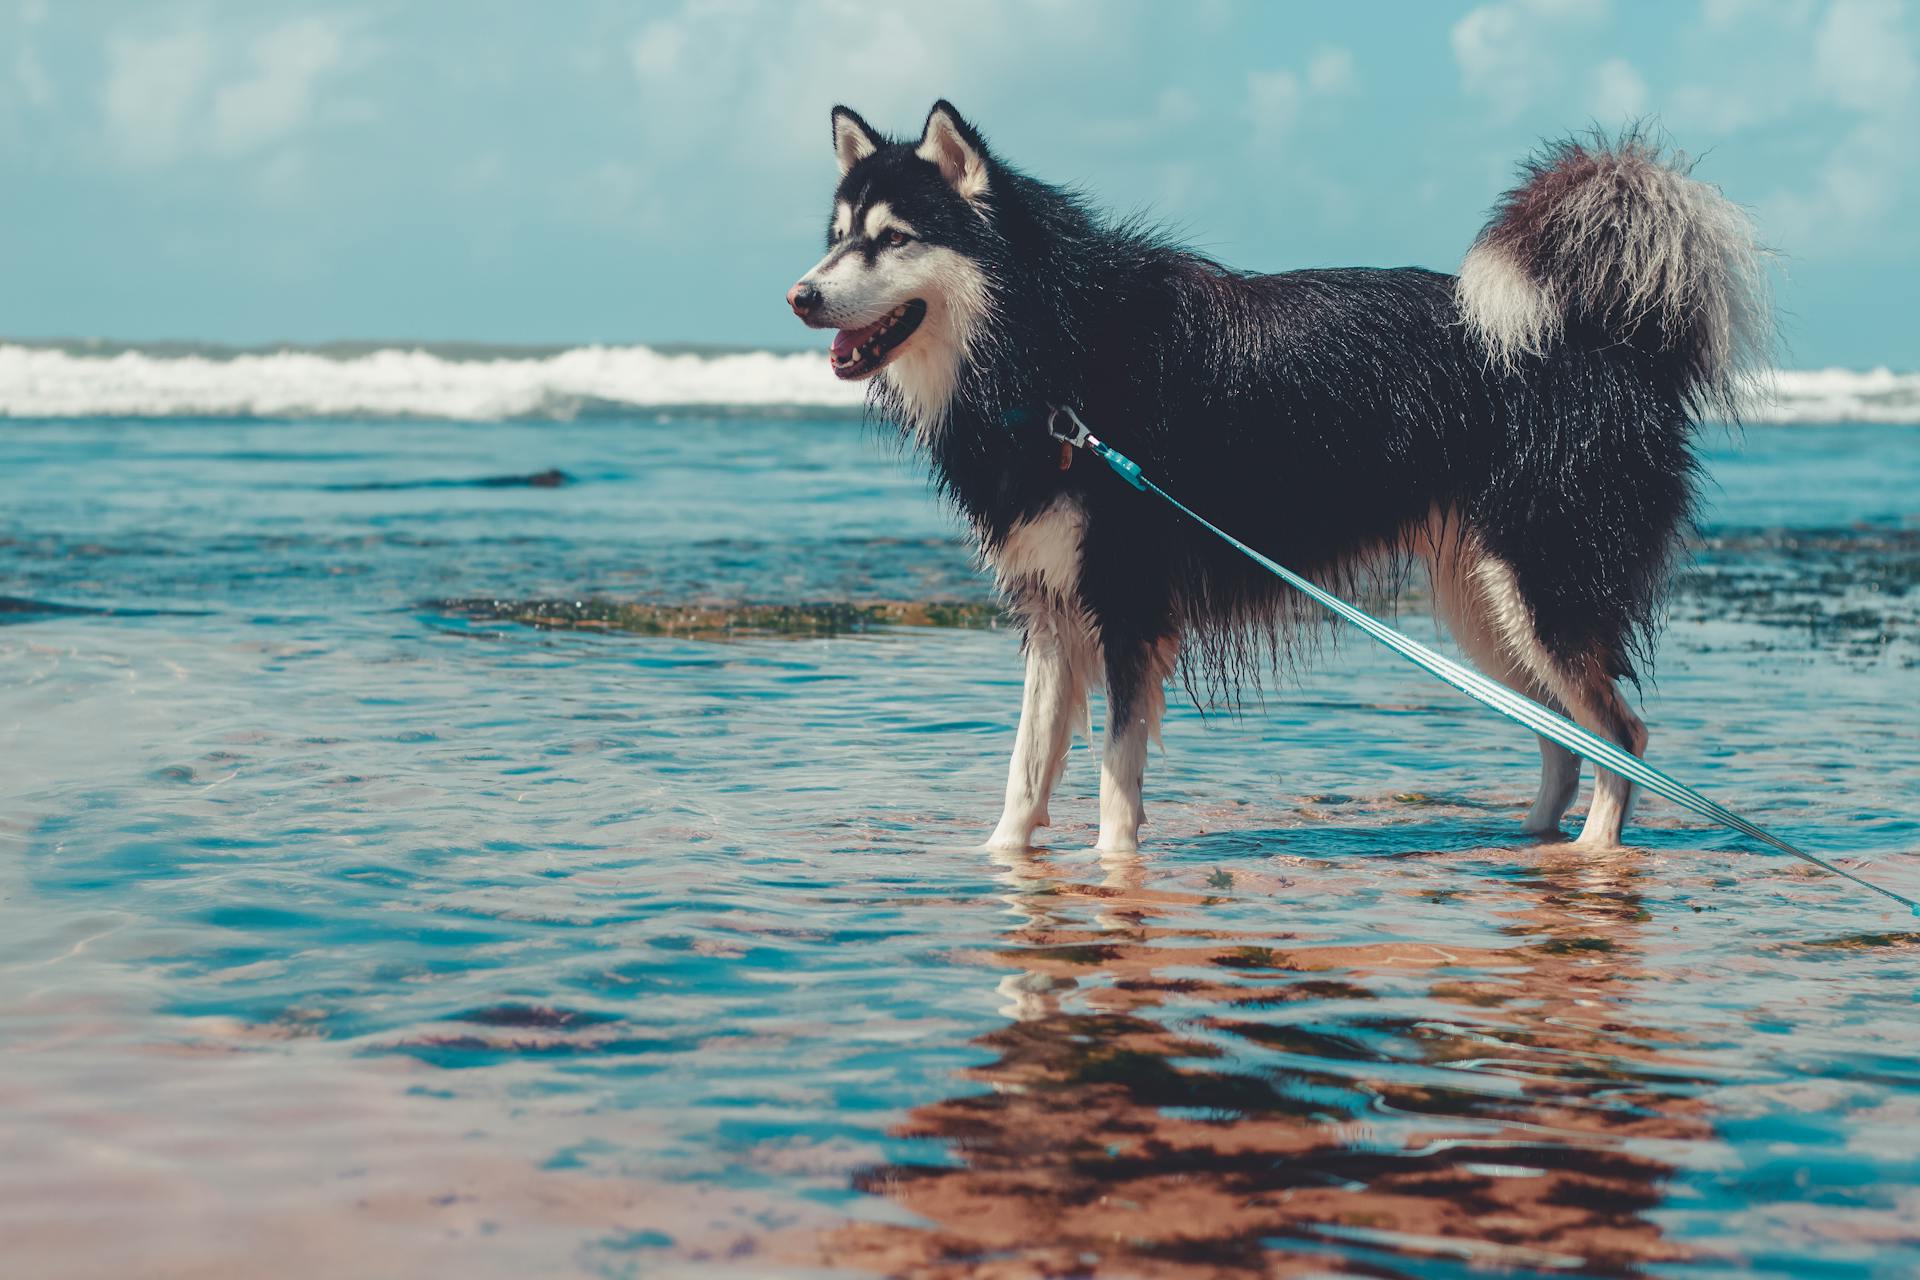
[1096,633,1178,854]
[1465,550,1650,850]
[988,607,1095,851]
[1556,661,1649,850]
[1427,522,1581,836]
[1527,736,1583,837]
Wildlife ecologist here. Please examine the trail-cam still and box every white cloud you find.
[1307,47,1356,95]
[12,0,53,109]
[1442,0,1919,263]
[1744,0,1920,253]
[451,149,507,194]
[1526,0,1607,16]
[1699,0,1820,26]
[630,20,684,81]
[1668,80,1778,133]
[102,29,213,166]
[98,14,362,169]
[1154,87,1200,129]
[1246,69,1302,138]
[607,0,1150,192]
[1590,56,1648,120]
[1076,86,1201,148]
[1765,114,1910,249]
[1813,0,1916,111]
[15,41,53,109]
[1451,5,1519,107]
[211,17,350,155]
[1451,0,1608,119]
[1246,46,1356,144]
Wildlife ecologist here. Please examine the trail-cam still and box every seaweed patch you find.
[434,596,1007,639]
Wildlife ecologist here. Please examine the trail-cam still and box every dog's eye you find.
[883,229,912,248]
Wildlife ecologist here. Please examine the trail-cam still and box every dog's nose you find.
[787,282,822,317]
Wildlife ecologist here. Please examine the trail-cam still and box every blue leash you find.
[1042,404,1919,916]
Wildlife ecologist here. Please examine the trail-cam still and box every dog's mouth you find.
[829,300,927,380]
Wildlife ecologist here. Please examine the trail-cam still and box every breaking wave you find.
[0,341,864,420]
[1762,368,1920,425]
[1,342,1916,423]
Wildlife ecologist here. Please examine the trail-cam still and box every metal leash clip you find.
[1045,403,1145,489]
[1045,404,1092,449]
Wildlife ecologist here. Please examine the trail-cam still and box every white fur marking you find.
[862,202,892,240]
[1096,636,1176,854]
[832,201,852,240]
[798,224,994,437]
[1425,515,1580,835]
[986,500,1085,600]
[1457,241,1561,372]
[833,114,876,175]
[988,608,1097,850]
[1468,554,1570,706]
[916,109,989,202]
[880,246,993,437]
[1098,718,1149,853]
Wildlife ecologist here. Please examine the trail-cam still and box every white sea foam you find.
[1756,367,1920,425]
[0,342,865,420]
[1,342,1916,423]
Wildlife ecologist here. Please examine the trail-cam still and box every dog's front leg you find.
[1096,635,1175,854]
[987,610,1092,851]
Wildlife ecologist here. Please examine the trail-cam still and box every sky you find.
[1,0,1916,367]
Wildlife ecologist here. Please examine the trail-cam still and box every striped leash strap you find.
[1042,404,1918,915]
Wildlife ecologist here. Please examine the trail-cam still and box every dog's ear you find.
[916,100,989,201]
[831,106,880,176]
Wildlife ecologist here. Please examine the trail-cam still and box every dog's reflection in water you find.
[822,842,1710,1277]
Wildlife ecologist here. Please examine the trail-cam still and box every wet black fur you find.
[826,104,1705,727]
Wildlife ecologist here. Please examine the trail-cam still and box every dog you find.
[786,101,1768,854]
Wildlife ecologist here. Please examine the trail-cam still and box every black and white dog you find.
[787,101,1767,855]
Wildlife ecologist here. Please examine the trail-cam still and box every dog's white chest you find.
[982,499,1086,599]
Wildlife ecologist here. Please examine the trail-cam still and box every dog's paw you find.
[986,809,1050,852]
[985,825,1036,852]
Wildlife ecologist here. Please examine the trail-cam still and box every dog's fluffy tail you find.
[1457,129,1771,416]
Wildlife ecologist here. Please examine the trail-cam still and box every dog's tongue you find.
[830,320,881,359]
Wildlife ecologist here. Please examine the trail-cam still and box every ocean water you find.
[3,407,1919,1278]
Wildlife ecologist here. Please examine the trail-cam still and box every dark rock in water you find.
[455,1004,619,1029]
[0,595,95,618]
[432,596,1007,640]
[0,596,205,625]
[327,468,575,491]
[1797,931,1920,952]
[478,468,572,488]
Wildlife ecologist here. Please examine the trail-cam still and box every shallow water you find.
[3,416,1918,1278]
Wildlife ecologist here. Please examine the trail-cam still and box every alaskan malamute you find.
[787,101,1768,854]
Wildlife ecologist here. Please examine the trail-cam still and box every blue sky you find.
[2,0,1915,366]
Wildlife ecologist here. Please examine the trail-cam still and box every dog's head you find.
[787,101,998,427]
